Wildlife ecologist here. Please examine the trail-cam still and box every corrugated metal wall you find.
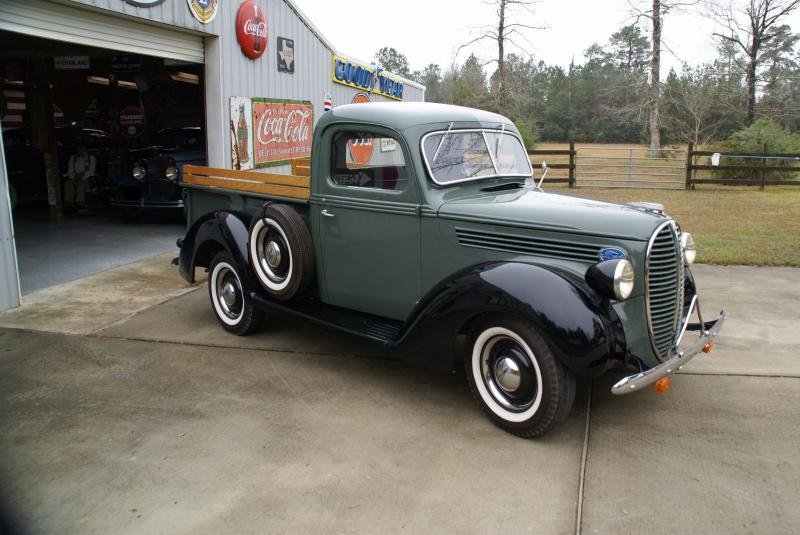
[67,0,222,36]
[207,0,425,170]
[0,130,20,311]
[1,0,205,63]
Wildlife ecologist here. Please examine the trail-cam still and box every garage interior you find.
[1,30,204,293]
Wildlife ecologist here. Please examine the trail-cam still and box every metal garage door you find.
[0,0,204,64]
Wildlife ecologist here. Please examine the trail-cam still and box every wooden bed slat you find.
[182,164,310,200]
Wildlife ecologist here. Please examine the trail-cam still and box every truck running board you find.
[250,292,404,345]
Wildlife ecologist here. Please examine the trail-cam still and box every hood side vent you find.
[455,227,601,263]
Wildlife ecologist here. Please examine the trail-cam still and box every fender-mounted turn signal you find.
[702,340,715,353]
[654,376,672,394]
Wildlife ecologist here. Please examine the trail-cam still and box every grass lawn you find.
[551,185,800,267]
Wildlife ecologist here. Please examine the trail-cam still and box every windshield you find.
[422,129,532,185]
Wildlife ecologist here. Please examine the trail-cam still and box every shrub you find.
[713,118,800,180]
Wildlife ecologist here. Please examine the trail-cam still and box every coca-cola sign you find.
[236,1,267,60]
[251,99,313,166]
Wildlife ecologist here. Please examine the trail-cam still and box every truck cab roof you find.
[318,102,513,132]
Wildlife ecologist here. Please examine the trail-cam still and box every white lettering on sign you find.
[244,19,267,38]
[256,109,311,146]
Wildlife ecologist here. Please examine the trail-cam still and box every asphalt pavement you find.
[0,261,797,534]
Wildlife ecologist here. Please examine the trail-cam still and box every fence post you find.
[685,142,693,190]
[628,148,633,186]
[569,142,575,188]
[760,143,767,190]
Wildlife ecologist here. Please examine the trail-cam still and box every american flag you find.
[2,85,26,128]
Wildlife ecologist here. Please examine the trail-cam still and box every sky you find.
[292,0,800,80]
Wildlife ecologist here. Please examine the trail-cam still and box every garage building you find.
[0,0,424,311]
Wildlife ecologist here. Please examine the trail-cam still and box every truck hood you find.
[437,188,665,241]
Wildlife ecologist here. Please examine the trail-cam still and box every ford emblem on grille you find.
[599,247,627,261]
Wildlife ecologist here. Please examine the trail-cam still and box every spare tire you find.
[249,203,314,300]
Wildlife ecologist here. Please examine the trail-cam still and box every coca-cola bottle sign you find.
[236,1,267,60]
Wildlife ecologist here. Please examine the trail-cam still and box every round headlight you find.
[585,258,635,301]
[165,165,178,181]
[681,232,696,265]
[132,165,146,181]
[614,259,635,300]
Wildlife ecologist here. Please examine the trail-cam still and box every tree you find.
[374,47,411,78]
[456,0,545,113]
[609,24,650,70]
[662,64,736,144]
[629,1,699,151]
[413,64,443,102]
[710,0,800,124]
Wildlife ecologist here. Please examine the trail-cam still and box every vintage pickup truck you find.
[177,102,724,438]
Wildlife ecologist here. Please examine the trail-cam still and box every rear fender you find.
[179,210,255,290]
[398,262,625,376]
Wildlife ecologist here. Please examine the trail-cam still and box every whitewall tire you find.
[466,316,576,438]
[208,252,263,335]
[249,204,314,301]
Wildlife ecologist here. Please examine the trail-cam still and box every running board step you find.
[251,292,403,345]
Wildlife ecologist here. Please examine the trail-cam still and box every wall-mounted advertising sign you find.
[349,93,372,164]
[54,56,89,70]
[230,97,313,168]
[187,0,219,24]
[277,37,295,73]
[230,97,254,170]
[332,56,404,100]
[122,0,166,6]
[112,54,141,71]
[119,106,146,138]
[236,1,267,60]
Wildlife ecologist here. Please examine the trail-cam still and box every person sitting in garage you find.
[64,143,96,214]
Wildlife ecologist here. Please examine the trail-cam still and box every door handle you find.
[321,209,335,218]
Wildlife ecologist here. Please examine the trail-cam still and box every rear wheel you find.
[466,316,575,438]
[208,252,263,335]
[249,204,314,300]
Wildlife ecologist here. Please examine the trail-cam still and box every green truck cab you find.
[178,102,725,438]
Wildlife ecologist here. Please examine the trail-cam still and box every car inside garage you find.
[0,30,204,293]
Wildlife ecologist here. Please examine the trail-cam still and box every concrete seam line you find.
[87,333,395,361]
[575,379,592,535]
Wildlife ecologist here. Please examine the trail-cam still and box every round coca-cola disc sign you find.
[236,1,267,60]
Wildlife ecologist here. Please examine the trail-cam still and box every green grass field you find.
[551,185,800,267]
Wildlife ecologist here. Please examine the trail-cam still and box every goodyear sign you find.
[332,56,404,101]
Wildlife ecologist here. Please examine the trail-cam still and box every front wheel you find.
[208,252,264,335]
[466,316,575,438]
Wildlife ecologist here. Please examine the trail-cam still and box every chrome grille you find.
[455,227,601,263]
[646,222,683,361]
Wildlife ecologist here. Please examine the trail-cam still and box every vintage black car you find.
[112,127,205,219]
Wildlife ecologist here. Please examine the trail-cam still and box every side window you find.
[330,131,408,191]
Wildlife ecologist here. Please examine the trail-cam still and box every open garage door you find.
[0,0,204,64]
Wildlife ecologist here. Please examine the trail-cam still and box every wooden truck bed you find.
[182,162,311,202]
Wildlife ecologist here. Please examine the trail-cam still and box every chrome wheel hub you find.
[221,282,237,307]
[494,356,521,393]
[480,335,538,412]
[215,266,242,320]
[266,241,282,268]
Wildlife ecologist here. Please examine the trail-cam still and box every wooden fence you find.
[530,143,800,190]
[527,143,576,187]
[686,142,800,189]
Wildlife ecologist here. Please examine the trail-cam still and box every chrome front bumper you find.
[612,296,725,395]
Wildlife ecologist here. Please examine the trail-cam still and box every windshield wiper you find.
[432,122,453,163]
[494,123,505,156]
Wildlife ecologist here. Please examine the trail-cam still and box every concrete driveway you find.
[0,262,798,534]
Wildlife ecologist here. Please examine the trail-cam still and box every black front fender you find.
[179,210,255,290]
[398,262,625,377]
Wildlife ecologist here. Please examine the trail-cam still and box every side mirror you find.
[537,161,549,188]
